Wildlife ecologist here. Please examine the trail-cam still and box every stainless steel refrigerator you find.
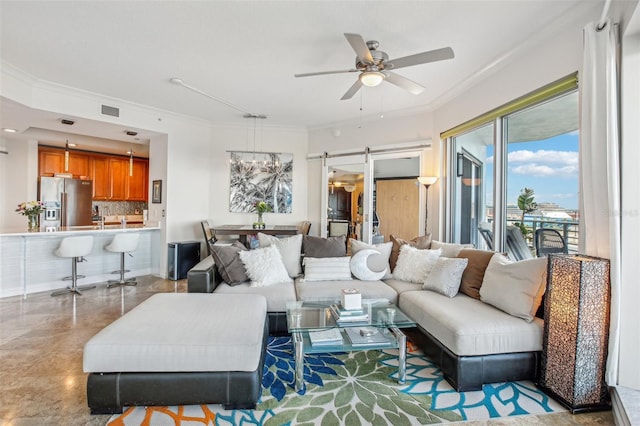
[38,177,94,227]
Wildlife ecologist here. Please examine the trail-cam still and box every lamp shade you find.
[359,71,384,87]
[343,184,356,192]
[537,254,611,413]
[417,176,438,187]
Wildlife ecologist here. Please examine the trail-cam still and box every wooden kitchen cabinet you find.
[38,147,90,178]
[126,159,148,201]
[38,149,64,176]
[91,156,110,200]
[109,158,128,200]
[38,147,149,201]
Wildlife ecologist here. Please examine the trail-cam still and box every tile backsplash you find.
[93,201,148,216]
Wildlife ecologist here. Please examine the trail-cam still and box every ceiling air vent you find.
[101,104,120,117]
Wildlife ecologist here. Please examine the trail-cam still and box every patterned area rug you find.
[107,336,563,425]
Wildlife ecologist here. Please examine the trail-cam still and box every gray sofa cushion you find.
[295,277,398,304]
[303,235,346,257]
[210,242,248,285]
[399,290,543,356]
[214,280,297,312]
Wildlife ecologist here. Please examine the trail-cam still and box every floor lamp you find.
[417,176,438,235]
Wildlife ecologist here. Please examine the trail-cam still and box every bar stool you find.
[106,233,140,288]
[52,235,96,296]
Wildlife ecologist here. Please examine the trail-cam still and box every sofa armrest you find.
[187,255,220,293]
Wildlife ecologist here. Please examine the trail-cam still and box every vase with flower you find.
[252,200,271,230]
[16,201,45,231]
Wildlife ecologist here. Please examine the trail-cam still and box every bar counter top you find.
[1,224,163,297]
[0,223,160,237]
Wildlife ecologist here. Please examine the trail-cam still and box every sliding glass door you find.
[446,76,579,256]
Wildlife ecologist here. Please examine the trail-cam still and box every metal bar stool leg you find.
[107,252,137,287]
[52,256,95,296]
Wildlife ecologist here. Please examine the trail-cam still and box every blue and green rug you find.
[108,336,563,425]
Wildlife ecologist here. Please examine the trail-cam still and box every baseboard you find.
[611,386,632,426]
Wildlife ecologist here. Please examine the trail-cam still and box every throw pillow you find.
[422,257,469,298]
[303,256,353,281]
[392,245,441,284]
[350,239,392,279]
[479,254,547,322]
[456,248,497,299]
[238,245,292,288]
[430,240,474,258]
[303,235,346,258]
[389,234,432,272]
[258,233,303,278]
[350,249,387,281]
[210,241,249,285]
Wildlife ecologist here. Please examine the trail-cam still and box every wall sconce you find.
[537,254,611,413]
[457,153,464,177]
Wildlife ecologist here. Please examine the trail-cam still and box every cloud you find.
[508,149,578,166]
[511,163,577,177]
[508,149,578,177]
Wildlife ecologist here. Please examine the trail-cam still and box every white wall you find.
[0,138,38,230]
[619,2,640,390]
[210,124,309,227]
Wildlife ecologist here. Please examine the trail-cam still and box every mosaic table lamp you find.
[537,254,611,413]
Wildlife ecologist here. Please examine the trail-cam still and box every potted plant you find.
[253,200,272,229]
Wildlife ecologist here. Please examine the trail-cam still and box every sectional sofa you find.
[187,233,548,392]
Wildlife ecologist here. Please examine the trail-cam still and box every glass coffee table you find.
[286,299,416,391]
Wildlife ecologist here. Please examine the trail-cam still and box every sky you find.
[485,131,579,210]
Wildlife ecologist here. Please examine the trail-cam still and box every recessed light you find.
[125,130,138,136]
[2,128,17,133]
[61,119,75,125]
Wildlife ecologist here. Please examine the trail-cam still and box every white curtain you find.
[579,19,621,386]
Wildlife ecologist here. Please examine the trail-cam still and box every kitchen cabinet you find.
[38,147,148,202]
[109,158,128,200]
[38,148,90,178]
[91,156,110,200]
[126,159,148,201]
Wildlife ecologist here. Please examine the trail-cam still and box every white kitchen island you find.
[0,224,162,298]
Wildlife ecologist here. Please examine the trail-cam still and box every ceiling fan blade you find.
[344,33,374,65]
[341,79,363,100]
[384,72,425,95]
[295,69,358,78]
[387,47,454,70]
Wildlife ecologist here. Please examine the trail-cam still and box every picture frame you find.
[152,180,162,203]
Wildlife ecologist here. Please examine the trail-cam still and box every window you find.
[445,74,579,256]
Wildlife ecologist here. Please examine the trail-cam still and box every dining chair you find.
[200,220,216,255]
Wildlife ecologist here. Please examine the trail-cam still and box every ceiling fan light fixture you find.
[360,71,384,87]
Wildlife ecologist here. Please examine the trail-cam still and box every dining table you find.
[211,224,301,247]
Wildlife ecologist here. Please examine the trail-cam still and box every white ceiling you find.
[0,0,600,145]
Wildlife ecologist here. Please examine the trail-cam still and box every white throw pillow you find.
[303,257,353,281]
[350,249,387,281]
[238,245,292,288]
[430,240,474,258]
[392,245,442,284]
[350,239,392,279]
[258,233,302,278]
[422,257,469,298]
[479,254,547,322]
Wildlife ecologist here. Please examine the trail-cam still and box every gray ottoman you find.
[83,293,268,414]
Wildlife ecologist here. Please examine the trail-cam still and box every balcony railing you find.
[506,217,579,255]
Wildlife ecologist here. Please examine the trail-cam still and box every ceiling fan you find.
[295,33,454,100]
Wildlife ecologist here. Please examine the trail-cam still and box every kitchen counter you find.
[0,223,159,237]
[0,224,164,298]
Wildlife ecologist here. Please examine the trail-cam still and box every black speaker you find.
[167,241,201,280]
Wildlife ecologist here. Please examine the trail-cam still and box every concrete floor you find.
[0,276,616,425]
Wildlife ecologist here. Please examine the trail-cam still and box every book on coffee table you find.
[345,327,393,347]
[308,328,343,346]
